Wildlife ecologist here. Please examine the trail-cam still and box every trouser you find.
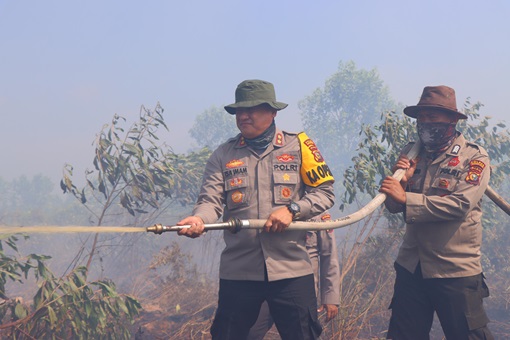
[387,262,494,340]
[210,274,322,340]
[246,301,273,340]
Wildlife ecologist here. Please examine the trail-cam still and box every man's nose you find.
[236,111,250,119]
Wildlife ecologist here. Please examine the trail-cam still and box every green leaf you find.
[47,305,58,328]
[15,303,28,319]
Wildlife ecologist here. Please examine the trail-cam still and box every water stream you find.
[0,226,147,235]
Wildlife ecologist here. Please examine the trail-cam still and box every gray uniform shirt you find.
[388,134,490,278]
[192,128,335,281]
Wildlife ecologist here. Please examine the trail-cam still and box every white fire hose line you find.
[245,139,423,232]
[2,140,508,236]
[157,139,508,234]
[485,185,510,216]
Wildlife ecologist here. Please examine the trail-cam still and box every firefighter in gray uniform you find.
[247,211,340,340]
[380,85,493,339]
[177,79,335,340]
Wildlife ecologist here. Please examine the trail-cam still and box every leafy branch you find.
[60,104,210,270]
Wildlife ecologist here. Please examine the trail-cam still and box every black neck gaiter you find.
[244,121,276,150]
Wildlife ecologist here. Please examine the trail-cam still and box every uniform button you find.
[410,217,416,223]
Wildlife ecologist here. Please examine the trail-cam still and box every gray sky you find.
[1,0,509,184]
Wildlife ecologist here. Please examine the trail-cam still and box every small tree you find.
[61,104,210,270]
[0,235,141,339]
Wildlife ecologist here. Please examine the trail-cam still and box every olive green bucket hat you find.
[224,79,288,115]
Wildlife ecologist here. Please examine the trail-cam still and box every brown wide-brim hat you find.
[403,85,468,120]
[224,79,288,115]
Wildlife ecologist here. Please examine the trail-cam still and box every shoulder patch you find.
[465,159,486,185]
[298,132,334,187]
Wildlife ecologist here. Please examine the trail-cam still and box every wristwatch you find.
[287,201,301,220]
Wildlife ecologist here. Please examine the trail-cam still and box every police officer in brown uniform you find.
[379,85,494,339]
[307,214,340,321]
[247,212,340,339]
[177,79,335,339]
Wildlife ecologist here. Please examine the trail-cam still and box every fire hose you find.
[147,140,510,234]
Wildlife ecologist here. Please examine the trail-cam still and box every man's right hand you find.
[264,206,293,233]
[176,216,205,238]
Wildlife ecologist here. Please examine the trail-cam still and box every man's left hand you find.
[318,304,338,322]
[264,207,293,233]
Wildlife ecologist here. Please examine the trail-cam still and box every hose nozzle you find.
[146,218,247,235]
[146,224,166,234]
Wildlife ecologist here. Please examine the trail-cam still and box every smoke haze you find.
[1,1,509,184]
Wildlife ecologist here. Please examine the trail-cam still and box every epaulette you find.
[466,141,488,156]
[226,133,242,144]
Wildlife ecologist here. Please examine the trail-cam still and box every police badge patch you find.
[281,186,292,198]
[231,190,244,203]
[438,178,450,189]
[448,156,460,167]
[465,160,486,185]
[276,154,295,162]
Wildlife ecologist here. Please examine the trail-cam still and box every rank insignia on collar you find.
[275,133,283,146]
[238,137,246,146]
[451,145,461,155]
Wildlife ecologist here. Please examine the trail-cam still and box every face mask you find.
[417,122,457,152]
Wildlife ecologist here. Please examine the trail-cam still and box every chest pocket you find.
[273,172,299,204]
[430,176,460,195]
[429,158,464,195]
[272,151,301,205]
[223,161,250,210]
[224,175,249,209]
